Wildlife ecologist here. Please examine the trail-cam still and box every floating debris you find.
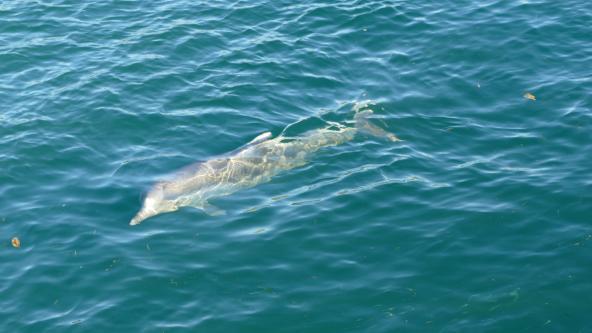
[11,237,20,248]
[524,92,536,101]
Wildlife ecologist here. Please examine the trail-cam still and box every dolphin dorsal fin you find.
[246,131,272,146]
[228,132,273,157]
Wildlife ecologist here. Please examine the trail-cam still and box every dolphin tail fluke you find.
[354,109,400,142]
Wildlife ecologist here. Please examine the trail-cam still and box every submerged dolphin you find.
[130,107,398,225]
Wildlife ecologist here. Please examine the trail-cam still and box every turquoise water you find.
[1,0,591,331]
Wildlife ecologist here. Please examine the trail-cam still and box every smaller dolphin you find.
[130,104,398,225]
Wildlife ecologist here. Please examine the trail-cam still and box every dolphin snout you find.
[129,209,155,226]
[129,216,142,226]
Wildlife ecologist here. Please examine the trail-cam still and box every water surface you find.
[1,1,591,332]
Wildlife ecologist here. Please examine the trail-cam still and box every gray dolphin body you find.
[130,109,398,225]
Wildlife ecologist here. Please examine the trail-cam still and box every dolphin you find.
[130,106,399,225]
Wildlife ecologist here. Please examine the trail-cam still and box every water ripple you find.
[1,0,591,332]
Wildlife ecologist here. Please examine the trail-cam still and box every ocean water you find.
[1,0,591,332]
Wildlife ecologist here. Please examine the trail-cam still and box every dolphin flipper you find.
[201,201,226,216]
